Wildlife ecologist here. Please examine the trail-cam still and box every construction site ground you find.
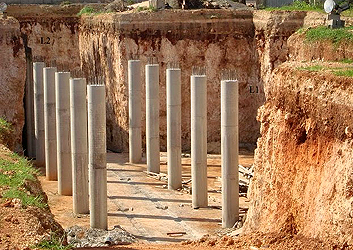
[39,149,254,248]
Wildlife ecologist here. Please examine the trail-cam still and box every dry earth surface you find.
[1,146,352,249]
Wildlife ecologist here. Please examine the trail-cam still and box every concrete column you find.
[70,78,89,214]
[25,57,35,158]
[33,62,45,166]
[88,84,107,230]
[55,72,72,196]
[146,64,160,173]
[191,74,208,208]
[128,60,142,163]
[221,79,239,228]
[43,67,57,181]
[166,68,182,190]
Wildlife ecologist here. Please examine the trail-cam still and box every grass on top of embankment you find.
[264,1,353,17]
[297,64,353,78]
[0,117,46,208]
[264,1,323,11]
[297,65,325,72]
[334,69,353,77]
[297,26,353,45]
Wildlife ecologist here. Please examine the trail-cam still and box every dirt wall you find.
[80,10,314,153]
[8,5,81,70]
[244,63,353,244]
[0,17,26,151]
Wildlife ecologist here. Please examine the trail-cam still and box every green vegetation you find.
[304,26,353,44]
[298,65,324,71]
[77,6,116,16]
[149,5,157,12]
[333,69,353,77]
[77,6,96,16]
[340,58,353,64]
[298,64,353,77]
[0,151,46,208]
[60,0,71,5]
[35,232,72,250]
[264,0,323,11]
[136,5,157,12]
[0,117,46,208]
[0,118,12,144]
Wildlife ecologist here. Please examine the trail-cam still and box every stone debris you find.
[145,164,253,195]
[66,225,135,247]
[155,204,168,210]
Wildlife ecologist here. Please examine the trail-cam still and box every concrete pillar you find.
[191,74,208,208]
[25,57,35,158]
[43,67,57,181]
[128,60,142,163]
[70,78,89,214]
[33,62,45,166]
[146,64,160,173]
[221,79,239,228]
[88,84,107,230]
[166,67,182,190]
[55,72,72,196]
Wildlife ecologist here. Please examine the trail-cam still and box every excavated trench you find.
[2,4,353,246]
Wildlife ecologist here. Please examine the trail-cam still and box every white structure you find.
[146,63,160,173]
[88,84,107,229]
[128,60,142,164]
[221,78,239,228]
[70,78,89,214]
[166,66,182,190]
[33,62,45,167]
[191,72,208,208]
[55,71,72,196]
[43,66,57,180]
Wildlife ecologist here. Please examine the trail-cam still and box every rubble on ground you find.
[66,225,136,247]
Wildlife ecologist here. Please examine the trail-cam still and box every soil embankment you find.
[244,29,353,245]
[0,17,25,152]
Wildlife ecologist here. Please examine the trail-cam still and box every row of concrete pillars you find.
[30,62,107,229]
[128,60,239,228]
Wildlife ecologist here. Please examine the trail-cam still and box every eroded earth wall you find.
[244,59,353,243]
[79,10,320,153]
[243,13,353,244]
[0,17,25,151]
[8,5,81,71]
[79,10,297,153]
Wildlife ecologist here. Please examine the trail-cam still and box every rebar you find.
[192,66,206,76]
[221,69,237,81]
[147,57,158,65]
[167,61,180,70]
[88,75,105,86]
[129,54,139,61]
[70,68,83,79]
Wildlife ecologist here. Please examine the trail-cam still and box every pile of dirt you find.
[183,227,352,250]
[0,199,65,249]
[0,145,65,249]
